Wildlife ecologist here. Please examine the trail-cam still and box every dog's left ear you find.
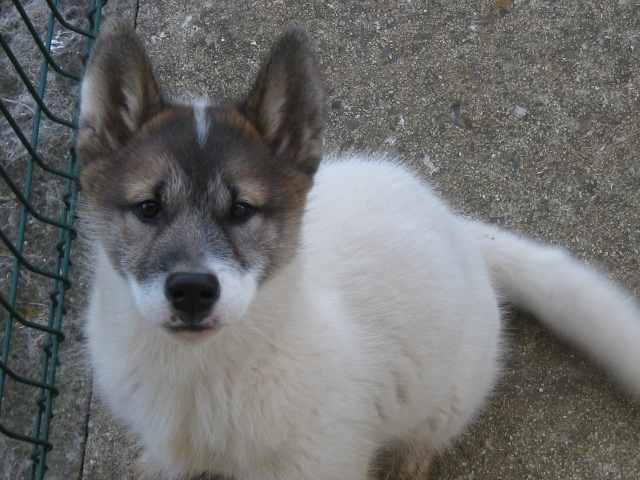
[241,29,326,175]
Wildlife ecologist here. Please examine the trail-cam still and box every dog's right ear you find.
[77,19,163,162]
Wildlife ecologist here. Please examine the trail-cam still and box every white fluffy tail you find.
[469,221,640,398]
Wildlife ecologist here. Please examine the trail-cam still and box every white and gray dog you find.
[77,19,640,480]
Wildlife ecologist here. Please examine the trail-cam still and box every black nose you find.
[165,272,220,320]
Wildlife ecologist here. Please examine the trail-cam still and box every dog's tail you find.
[468,220,640,398]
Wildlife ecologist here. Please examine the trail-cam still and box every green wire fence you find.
[0,1,104,478]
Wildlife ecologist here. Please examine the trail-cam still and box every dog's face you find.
[77,20,325,340]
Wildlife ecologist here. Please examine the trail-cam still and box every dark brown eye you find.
[135,200,160,221]
[230,202,254,221]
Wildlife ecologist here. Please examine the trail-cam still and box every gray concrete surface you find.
[3,0,640,479]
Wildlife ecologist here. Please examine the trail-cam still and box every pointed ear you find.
[241,28,326,175]
[77,19,163,162]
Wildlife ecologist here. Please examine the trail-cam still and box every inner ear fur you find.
[77,19,163,163]
[241,28,327,176]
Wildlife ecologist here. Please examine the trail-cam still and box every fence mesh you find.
[0,0,104,478]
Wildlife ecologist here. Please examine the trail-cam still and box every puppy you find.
[77,19,640,480]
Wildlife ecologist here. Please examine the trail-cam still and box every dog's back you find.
[302,155,504,444]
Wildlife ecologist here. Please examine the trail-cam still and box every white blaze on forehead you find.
[192,99,210,149]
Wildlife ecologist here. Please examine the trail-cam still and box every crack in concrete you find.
[77,385,93,480]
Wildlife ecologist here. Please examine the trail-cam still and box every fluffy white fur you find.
[86,155,640,480]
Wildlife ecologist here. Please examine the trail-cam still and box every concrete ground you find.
[3,0,640,479]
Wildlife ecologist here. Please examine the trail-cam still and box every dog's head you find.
[77,20,326,340]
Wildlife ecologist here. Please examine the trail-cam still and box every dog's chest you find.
[114,328,347,474]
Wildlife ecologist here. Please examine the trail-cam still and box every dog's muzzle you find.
[164,272,220,332]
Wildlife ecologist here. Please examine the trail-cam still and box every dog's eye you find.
[135,200,161,222]
[229,202,254,221]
